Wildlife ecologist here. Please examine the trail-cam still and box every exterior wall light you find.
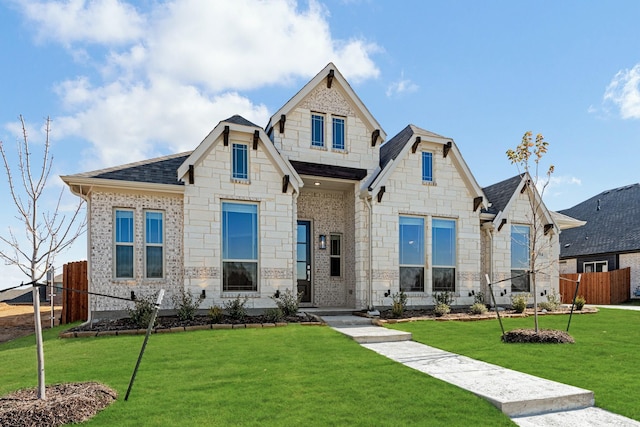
[319,234,327,250]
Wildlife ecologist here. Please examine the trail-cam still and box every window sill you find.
[331,148,347,153]
[231,178,250,184]
[422,180,437,186]
[221,292,260,298]
[310,144,327,151]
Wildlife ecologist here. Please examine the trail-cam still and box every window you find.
[115,209,134,278]
[232,143,248,180]
[311,113,325,147]
[432,219,456,292]
[222,202,258,291]
[330,234,342,277]
[511,225,530,292]
[422,152,433,182]
[332,117,345,150]
[145,211,163,278]
[584,261,607,273]
[399,216,424,292]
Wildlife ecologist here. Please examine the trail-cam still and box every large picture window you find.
[399,216,424,292]
[145,211,164,278]
[232,143,248,180]
[115,209,134,278]
[311,113,325,147]
[511,225,530,292]
[222,202,258,291]
[432,218,456,292]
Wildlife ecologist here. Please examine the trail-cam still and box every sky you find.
[1,0,640,289]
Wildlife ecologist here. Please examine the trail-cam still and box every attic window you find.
[422,152,433,183]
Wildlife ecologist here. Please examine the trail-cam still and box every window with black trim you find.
[511,225,531,292]
[330,234,342,277]
[399,216,425,292]
[222,202,258,291]
[432,218,456,292]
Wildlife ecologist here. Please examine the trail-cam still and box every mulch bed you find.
[502,328,575,343]
[0,382,117,427]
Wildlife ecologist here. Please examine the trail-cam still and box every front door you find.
[297,220,312,304]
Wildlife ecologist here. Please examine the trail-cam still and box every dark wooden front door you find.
[297,221,312,303]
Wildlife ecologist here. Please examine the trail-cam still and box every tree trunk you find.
[33,286,46,400]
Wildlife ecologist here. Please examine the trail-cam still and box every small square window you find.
[332,117,345,150]
[311,114,325,147]
[422,152,433,182]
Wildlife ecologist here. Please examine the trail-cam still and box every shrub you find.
[224,295,249,321]
[473,292,485,305]
[511,293,529,313]
[391,291,408,318]
[433,291,455,306]
[208,305,224,323]
[434,303,451,317]
[264,307,284,323]
[270,288,302,317]
[127,293,158,329]
[172,289,204,321]
[574,295,586,310]
[537,301,556,312]
[470,302,488,315]
[546,290,561,311]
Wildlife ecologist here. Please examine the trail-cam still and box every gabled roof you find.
[177,115,302,192]
[61,152,191,196]
[482,174,524,215]
[265,62,386,142]
[365,124,486,207]
[559,183,640,258]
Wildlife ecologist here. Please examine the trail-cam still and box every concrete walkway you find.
[323,315,640,427]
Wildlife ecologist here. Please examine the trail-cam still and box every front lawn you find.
[387,308,640,421]
[0,325,514,426]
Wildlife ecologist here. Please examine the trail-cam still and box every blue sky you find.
[1,0,640,288]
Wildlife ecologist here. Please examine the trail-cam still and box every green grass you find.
[1,325,514,426]
[387,308,640,421]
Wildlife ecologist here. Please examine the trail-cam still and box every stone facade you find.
[619,253,640,298]
[88,190,184,315]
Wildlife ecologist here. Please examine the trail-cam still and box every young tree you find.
[506,131,554,333]
[0,115,86,399]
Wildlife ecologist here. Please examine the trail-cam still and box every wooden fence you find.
[560,267,630,305]
[61,260,88,324]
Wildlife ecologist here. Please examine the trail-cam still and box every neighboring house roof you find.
[290,160,368,181]
[265,62,387,143]
[559,183,640,258]
[366,124,486,207]
[482,174,524,215]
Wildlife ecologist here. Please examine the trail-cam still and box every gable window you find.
[399,216,424,292]
[422,152,433,182]
[115,209,134,278]
[332,117,345,150]
[330,234,342,277]
[222,202,258,291]
[145,211,164,278]
[511,225,531,292]
[311,113,325,147]
[232,143,248,180]
[584,261,607,273]
[432,218,456,292]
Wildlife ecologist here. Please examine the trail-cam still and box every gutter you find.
[364,197,373,311]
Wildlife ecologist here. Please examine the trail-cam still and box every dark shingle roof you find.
[379,125,414,168]
[222,115,259,128]
[87,152,191,185]
[482,174,524,215]
[559,183,640,258]
[290,160,368,181]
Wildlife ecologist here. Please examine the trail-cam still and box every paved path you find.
[323,315,640,427]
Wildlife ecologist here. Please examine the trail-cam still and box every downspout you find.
[292,191,298,295]
[483,226,494,307]
[364,197,373,311]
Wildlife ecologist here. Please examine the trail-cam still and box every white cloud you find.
[14,0,381,168]
[17,0,145,46]
[386,71,419,97]
[603,64,640,119]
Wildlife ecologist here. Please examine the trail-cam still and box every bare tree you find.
[506,131,554,333]
[0,115,86,399]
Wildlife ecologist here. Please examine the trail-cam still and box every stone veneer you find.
[619,253,640,298]
[88,191,184,315]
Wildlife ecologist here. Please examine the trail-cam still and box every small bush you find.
[434,303,451,317]
[208,305,224,323]
[270,288,302,317]
[433,291,455,306]
[574,295,586,310]
[172,289,204,321]
[545,290,561,311]
[127,293,158,329]
[264,307,284,323]
[511,293,529,313]
[473,292,485,305]
[537,301,556,312]
[391,291,408,318]
[470,302,488,315]
[224,295,249,321]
